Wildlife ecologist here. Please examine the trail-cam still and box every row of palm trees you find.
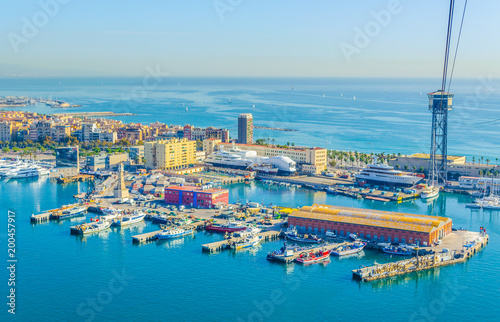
[327,150,400,168]
[472,156,499,166]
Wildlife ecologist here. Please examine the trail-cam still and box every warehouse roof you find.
[289,204,451,234]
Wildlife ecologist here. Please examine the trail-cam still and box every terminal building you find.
[288,204,452,246]
[164,185,229,208]
[218,142,327,174]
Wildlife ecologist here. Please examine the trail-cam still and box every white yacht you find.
[4,165,50,179]
[205,146,296,174]
[355,156,423,186]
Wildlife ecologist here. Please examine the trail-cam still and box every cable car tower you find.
[428,0,466,185]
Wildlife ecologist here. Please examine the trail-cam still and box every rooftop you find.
[165,185,228,194]
[289,204,451,234]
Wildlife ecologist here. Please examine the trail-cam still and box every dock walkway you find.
[202,230,281,252]
[352,234,489,281]
[132,222,206,243]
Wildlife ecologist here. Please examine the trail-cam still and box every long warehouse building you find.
[288,204,452,246]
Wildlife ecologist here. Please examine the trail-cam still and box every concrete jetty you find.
[352,231,489,282]
[202,230,281,252]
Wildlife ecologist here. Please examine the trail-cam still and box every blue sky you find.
[0,0,498,77]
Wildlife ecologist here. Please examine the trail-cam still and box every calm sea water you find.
[1,77,500,159]
[1,78,499,321]
[0,179,499,321]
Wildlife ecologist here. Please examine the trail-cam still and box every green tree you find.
[486,159,490,166]
[472,156,475,165]
[2,147,9,153]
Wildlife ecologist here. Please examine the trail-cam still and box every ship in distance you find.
[355,156,423,186]
[204,145,296,175]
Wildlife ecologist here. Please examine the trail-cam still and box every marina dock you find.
[201,230,281,252]
[30,212,51,223]
[132,222,206,243]
[31,204,88,223]
[352,231,489,282]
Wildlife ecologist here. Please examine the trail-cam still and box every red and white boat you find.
[205,220,247,233]
[295,250,331,264]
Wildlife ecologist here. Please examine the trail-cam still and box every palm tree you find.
[481,156,484,165]
[472,156,475,165]
[486,159,490,166]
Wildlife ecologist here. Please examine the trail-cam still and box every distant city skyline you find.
[1,0,498,78]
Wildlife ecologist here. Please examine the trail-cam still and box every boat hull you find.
[206,226,246,233]
[156,230,194,239]
[285,234,322,244]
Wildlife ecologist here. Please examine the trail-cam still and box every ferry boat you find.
[53,206,87,220]
[71,220,111,234]
[230,235,263,250]
[295,250,331,264]
[112,211,145,226]
[355,156,423,186]
[156,228,194,240]
[205,220,247,233]
[383,245,413,256]
[330,241,367,256]
[284,227,323,243]
[205,145,296,175]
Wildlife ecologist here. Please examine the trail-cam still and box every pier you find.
[31,204,87,223]
[201,230,281,252]
[30,212,51,223]
[352,231,489,282]
[132,222,206,243]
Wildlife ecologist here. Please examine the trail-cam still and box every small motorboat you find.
[156,228,194,240]
[331,241,367,256]
[230,235,262,250]
[383,245,413,256]
[295,250,331,264]
[284,227,323,244]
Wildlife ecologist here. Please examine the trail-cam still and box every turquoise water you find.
[1,179,499,321]
[1,77,500,159]
[1,78,499,320]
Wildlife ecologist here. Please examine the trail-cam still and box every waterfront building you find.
[218,142,327,174]
[288,204,452,246]
[203,138,221,156]
[390,153,498,177]
[145,138,196,170]
[0,121,12,142]
[389,153,466,172]
[459,176,500,191]
[238,113,253,144]
[164,185,229,208]
[86,152,129,171]
[55,146,80,176]
[86,154,107,171]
